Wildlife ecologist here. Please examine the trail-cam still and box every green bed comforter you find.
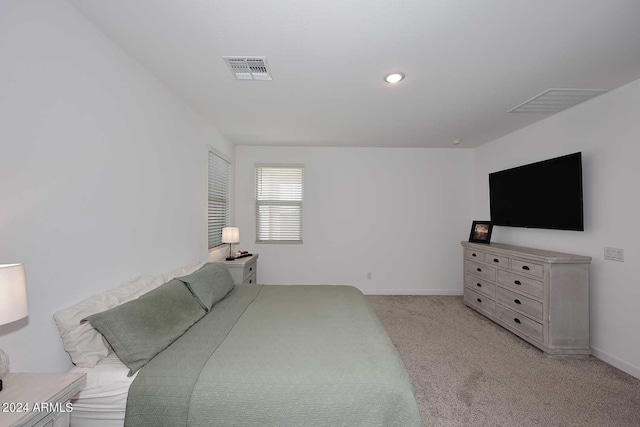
[125,285,422,427]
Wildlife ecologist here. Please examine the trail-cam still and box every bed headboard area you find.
[53,260,205,368]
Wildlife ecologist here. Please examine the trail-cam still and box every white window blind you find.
[255,165,304,243]
[208,150,230,249]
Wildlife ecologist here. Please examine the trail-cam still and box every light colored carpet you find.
[368,295,640,427]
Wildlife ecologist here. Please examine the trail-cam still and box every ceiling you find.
[66,0,640,148]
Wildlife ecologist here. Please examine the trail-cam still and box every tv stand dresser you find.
[461,242,591,355]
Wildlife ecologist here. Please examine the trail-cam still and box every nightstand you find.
[0,373,85,427]
[222,254,258,285]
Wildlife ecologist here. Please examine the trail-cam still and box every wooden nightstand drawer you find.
[32,409,70,427]
[244,271,257,284]
[464,260,496,281]
[244,261,256,279]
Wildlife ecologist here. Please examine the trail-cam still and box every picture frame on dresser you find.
[468,221,493,244]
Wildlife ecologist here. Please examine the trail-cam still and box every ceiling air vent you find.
[223,56,272,81]
[507,88,607,114]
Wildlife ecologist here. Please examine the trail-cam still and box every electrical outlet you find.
[604,247,614,260]
[366,272,372,280]
[604,247,624,262]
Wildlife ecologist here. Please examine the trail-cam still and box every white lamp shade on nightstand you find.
[221,227,240,244]
[0,264,29,326]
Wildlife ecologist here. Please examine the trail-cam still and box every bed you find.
[58,267,422,427]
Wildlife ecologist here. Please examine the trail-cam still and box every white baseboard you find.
[591,346,640,380]
[361,289,463,296]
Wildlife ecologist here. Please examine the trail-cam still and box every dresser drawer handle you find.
[472,253,477,257]
[493,258,499,263]
[476,283,482,287]
[249,279,253,283]
[522,265,530,271]
[514,299,521,305]
[477,298,482,303]
[249,267,253,271]
[476,268,482,272]
[514,318,521,324]
[514,280,521,285]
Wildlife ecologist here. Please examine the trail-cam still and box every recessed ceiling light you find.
[384,73,405,84]
[452,139,462,145]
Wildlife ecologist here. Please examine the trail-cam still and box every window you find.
[208,149,230,249]
[255,164,304,243]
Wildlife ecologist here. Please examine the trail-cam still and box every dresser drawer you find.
[464,260,496,281]
[497,270,543,298]
[464,274,496,298]
[496,305,543,342]
[511,258,544,278]
[484,253,509,268]
[465,248,486,261]
[464,288,495,315]
[496,286,543,321]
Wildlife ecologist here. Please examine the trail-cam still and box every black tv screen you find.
[489,152,584,231]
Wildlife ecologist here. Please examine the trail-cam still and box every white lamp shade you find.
[221,227,240,244]
[0,264,29,326]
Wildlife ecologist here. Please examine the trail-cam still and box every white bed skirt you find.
[69,354,135,427]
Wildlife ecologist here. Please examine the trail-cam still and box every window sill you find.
[255,240,303,245]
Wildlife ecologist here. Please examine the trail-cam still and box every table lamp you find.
[0,263,29,392]
[221,227,240,261]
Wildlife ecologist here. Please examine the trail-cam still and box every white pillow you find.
[54,260,205,368]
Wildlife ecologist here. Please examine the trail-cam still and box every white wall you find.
[473,78,640,378]
[0,0,233,372]
[236,146,474,294]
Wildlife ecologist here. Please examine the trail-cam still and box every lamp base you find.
[0,348,9,392]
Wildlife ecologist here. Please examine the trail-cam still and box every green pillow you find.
[177,263,235,311]
[83,279,205,376]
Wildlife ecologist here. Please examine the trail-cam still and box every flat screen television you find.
[489,152,584,231]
